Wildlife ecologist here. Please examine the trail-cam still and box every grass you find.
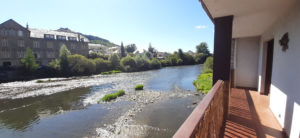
[35,79,51,83]
[100,90,125,102]
[135,84,144,90]
[101,70,122,75]
[193,73,213,94]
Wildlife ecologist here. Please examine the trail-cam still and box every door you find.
[264,39,274,95]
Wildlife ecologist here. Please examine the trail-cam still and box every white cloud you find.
[195,25,208,29]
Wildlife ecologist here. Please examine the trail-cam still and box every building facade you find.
[0,19,89,67]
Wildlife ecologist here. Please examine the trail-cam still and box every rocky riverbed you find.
[0,65,204,138]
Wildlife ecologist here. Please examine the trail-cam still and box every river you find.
[0,65,204,138]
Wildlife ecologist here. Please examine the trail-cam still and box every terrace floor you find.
[222,88,286,138]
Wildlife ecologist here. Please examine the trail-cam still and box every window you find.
[17,51,25,58]
[46,52,55,58]
[9,29,15,36]
[47,42,54,49]
[80,38,85,42]
[44,34,55,39]
[1,39,8,47]
[18,30,23,37]
[0,51,11,58]
[0,29,5,36]
[68,37,77,41]
[33,41,40,48]
[57,35,66,40]
[71,43,76,49]
[18,40,25,47]
[34,52,41,59]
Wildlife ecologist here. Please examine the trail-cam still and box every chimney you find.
[26,23,29,29]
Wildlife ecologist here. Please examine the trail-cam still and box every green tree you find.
[109,54,120,69]
[120,42,126,58]
[196,42,210,55]
[125,44,137,53]
[59,45,71,73]
[21,48,38,72]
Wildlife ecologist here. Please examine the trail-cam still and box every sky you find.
[0,0,214,53]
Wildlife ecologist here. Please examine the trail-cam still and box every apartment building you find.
[0,19,89,67]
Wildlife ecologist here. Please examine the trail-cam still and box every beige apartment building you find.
[0,19,89,67]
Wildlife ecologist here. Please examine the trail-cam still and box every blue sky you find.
[0,0,214,53]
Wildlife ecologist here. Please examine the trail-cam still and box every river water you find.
[0,65,204,138]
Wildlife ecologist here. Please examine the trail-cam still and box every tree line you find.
[20,42,212,77]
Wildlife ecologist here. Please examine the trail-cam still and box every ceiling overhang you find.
[199,0,296,38]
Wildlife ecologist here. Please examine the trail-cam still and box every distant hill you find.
[57,28,119,47]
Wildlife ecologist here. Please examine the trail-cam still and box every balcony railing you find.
[173,80,228,138]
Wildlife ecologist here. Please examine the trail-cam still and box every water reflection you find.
[0,83,113,131]
[146,65,202,91]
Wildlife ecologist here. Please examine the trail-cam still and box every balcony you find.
[173,80,285,138]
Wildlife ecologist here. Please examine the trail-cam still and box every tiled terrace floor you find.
[223,88,286,138]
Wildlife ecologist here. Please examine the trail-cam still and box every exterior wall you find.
[234,37,260,88]
[260,2,300,137]
[0,20,89,67]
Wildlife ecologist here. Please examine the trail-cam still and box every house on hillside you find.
[0,19,89,67]
[174,0,300,138]
[88,43,120,55]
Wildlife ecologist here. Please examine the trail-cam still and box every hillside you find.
[57,28,119,47]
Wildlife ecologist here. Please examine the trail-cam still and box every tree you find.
[125,44,137,53]
[148,43,157,57]
[196,42,210,55]
[59,45,71,73]
[109,54,120,69]
[178,49,185,60]
[21,48,38,72]
[120,42,126,58]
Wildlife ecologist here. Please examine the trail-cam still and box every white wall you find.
[235,37,260,88]
[260,2,300,137]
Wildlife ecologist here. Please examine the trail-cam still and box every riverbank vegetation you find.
[100,90,125,102]
[47,43,211,77]
[135,84,144,90]
[193,57,213,93]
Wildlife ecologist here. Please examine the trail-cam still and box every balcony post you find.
[213,16,233,84]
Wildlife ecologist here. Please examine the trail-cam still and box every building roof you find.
[29,28,89,42]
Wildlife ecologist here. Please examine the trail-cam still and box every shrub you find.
[101,70,122,75]
[160,60,168,67]
[68,54,96,75]
[100,90,125,102]
[93,58,112,73]
[202,57,213,73]
[120,56,137,72]
[109,54,120,69]
[193,73,213,93]
[150,58,162,69]
[176,59,183,65]
[135,84,144,90]
[48,59,60,70]
[35,80,44,83]
[134,55,151,70]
